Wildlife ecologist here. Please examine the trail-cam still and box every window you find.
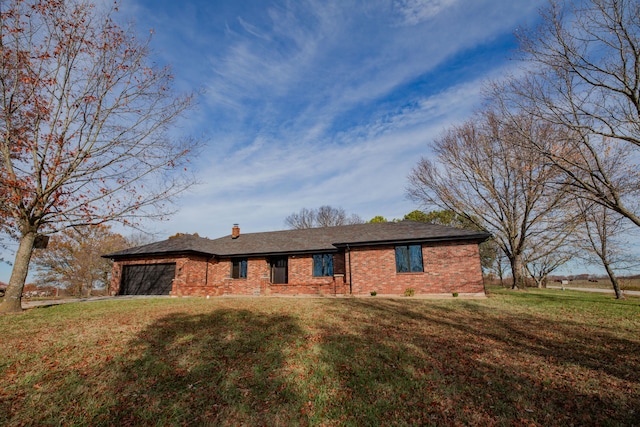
[395,245,423,273]
[313,254,334,277]
[231,258,247,279]
[271,257,288,284]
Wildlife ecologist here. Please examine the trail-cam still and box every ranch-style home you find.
[104,221,491,297]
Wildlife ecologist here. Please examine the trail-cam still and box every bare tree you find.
[0,1,198,312]
[502,0,640,225]
[575,199,635,299]
[285,208,317,229]
[524,244,574,288]
[494,250,510,287]
[408,109,573,289]
[316,206,348,228]
[285,206,363,229]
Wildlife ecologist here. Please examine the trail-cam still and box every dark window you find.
[231,258,247,279]
[271,257,288,284]
[395,245,423,273]
[312,254,334,277]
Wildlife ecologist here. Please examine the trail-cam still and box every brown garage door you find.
[120,263,175,295]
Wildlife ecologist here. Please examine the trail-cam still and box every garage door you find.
[120,263,176,295]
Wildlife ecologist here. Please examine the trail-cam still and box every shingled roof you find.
[104,221,491,260]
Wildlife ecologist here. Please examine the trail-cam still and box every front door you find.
[271,257,288,284]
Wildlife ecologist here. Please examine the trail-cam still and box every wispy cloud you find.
[169,73,501,237]
[113,0,547,239]
[0,0,547,281]
[393,0,459,25]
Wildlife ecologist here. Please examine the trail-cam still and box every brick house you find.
[104,221,490,297]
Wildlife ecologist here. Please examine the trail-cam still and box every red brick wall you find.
[110,254,348,297]
[269,254,348,296]
[110,241,484,297]
[347,242,484,295]
[218,258,268,296]
[208,255,348,296]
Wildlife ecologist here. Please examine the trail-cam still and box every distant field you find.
[488,277,640,292]
[559,278,640,292]
[1,288,639,426]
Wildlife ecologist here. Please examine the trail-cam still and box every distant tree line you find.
[285,206,364,229]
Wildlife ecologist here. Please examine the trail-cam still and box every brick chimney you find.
[231,224,240,239]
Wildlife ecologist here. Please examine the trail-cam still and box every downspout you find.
[347,244,353,295]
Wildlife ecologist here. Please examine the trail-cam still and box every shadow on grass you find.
[311,299,640,425]
[6,299,636,426]
[98,309,306,426]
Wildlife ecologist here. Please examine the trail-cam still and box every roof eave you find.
[332,233,492,248]
[103,249,215,260]
[216,248,339,258]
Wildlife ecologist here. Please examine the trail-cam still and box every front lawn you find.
[1,288,638,426]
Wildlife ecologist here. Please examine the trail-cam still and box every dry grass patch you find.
[1,289,639,426]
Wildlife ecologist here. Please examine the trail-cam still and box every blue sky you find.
[120,0,545,237]
[1,0,549,282]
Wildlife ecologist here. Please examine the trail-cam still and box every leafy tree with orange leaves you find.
[0,0,198,312]
[31,225,128,297]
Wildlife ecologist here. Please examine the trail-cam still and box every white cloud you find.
[393,0,459,25]
[162,74,495,239]
[200,0,545,138]
[237,16,271,40]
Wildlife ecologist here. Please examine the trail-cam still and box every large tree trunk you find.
[510,255,526,290]
[534,274,548,288]
[0,231,37,313]
[604,263,624,300]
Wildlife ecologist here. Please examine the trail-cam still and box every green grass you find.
[1,289,639,426]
